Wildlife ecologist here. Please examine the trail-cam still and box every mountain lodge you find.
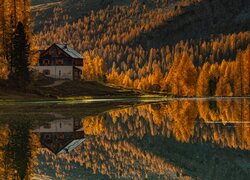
[35,43,83,80]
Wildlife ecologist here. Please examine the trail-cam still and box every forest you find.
[0,0,249,97]
[34,0,250,96]
[0,0,38,87]
[0,1,249,179]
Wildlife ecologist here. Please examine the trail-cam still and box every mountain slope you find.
[32,0,123,32]
[33,0,250,96]
[34,0,250,47]
[137,0,250,48]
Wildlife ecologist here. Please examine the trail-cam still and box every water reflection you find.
[0,122,40,179]
[33,118,84,155]
[0,98,249,179]
[83,98,250,150]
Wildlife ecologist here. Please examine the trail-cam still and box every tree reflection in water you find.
[0,98,249,179]
[0,121,40,179]
[84,98,250,150]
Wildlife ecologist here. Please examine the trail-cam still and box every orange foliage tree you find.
[82,54,106,81]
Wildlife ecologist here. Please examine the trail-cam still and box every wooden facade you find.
[36,43,83,80]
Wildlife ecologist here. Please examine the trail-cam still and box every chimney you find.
[64,44,68,49]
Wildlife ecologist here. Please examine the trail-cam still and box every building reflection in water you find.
[33,118,85,155]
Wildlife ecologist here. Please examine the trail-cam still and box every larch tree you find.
[0,1,9,79]
[151,64,163,86]
[208,63,220,96]
[0,55,9,80]
[233,53,243,96]
[83,55,107,81]
[93,56,107,82]
[214,62,225,96]
[232,46,250,96]
[122,73,133,88]
[0,0,13,72]
[196,62,210,96]
[242,46,250,96]
[215,63,233,97]
[163,52,181,95]
[180,52,198,96]
[82,55,94,80]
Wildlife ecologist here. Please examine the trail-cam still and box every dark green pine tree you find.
[12,22,30,86]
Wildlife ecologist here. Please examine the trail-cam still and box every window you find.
[74,59,83,66]
[56,59,64,65]
[43,69,50,75]
[43,60,50,65]
[43,123,51,129]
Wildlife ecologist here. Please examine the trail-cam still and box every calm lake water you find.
[0,98,249,179]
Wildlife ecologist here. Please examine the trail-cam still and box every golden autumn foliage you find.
[82,55,106,81]
[41,136,185,179]
[214,47,250,96]
[0,57,9,80]
[33,0,250,96]
[34,98,250,179]
[0,0,38,80]
[83,115,105,135]
[0,123,40,180]
[82,99,250,150]
[0,124,10,176]
[196,62,210,96]
[215,60,233,96]
[81,39,249,96]
[197,99,250,149]
[240,46,250,95]
[164,100,198,142]
[163,51,198,96]
[171,52,198,96]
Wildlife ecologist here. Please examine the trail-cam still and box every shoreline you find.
[0,95,249,105]
[1,80,249,103]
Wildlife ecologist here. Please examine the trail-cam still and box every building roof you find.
[38,50,46,54]
[38,131,85,155]
[57,139,85,155]
[55,43,83,59]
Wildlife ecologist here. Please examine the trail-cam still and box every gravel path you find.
[41,80,68,88]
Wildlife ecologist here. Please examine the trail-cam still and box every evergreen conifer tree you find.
[12,22,30,86]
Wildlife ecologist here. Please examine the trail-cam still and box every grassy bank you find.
[1,80,248,102]
[0,80,144,102]
[33,81,248,100]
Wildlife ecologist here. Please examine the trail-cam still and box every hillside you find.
[32,0,250,34]
[32,0,250,97]
[138,0,250,48]
[36,80,139,97]
[32,0,124,32]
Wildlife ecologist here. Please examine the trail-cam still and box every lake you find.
[0,98,249,179]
